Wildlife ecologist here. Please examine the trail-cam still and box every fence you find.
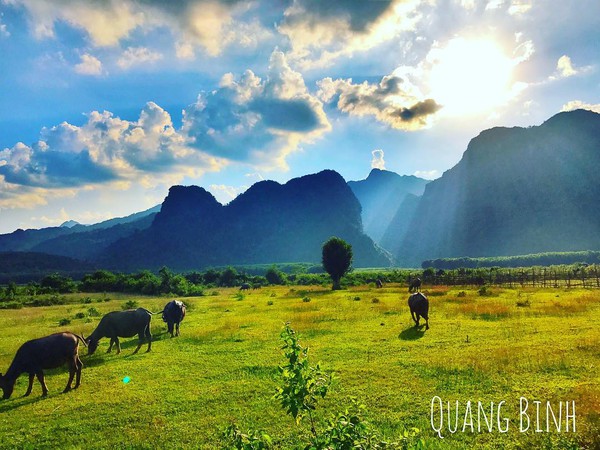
[417,265,600,289]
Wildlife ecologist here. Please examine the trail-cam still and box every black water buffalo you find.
[86,308,153,355]
[408,292,430,330]
[0,332,85,399]
[239,283,251,290]
[162,300,186,337]
[408,277,422,293]
[376,279,383,288]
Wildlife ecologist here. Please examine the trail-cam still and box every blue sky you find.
[1,0,599,233]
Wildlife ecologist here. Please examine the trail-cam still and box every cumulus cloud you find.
[74,53,103,76]
[0,102,226,191]
[117,47,163,69]
[278,0,421,68]
[8,0,267,57]
[182,50,330,169]
[561,101,600,114]
[208,184,245,204]
[0,15,9,37]
[318,75,441,130]
[413,169,440,180]
[371,149,386,170]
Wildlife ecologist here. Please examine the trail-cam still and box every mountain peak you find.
[60,220,80,228]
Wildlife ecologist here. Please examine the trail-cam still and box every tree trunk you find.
[332,277,341,290]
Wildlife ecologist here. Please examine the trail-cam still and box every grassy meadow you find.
[0,284,599,449]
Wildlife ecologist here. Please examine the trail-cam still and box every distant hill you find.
[101,170,392,271]
[380,193,421,256]
[396,109,600,266]
[348,169,427,243]
[0,252,94,283]
[0,205,159,254]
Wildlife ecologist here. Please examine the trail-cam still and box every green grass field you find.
[0,285,598,449]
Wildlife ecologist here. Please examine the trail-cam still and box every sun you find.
[427,38,515,116]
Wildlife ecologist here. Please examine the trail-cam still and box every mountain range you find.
[1,109,599,274]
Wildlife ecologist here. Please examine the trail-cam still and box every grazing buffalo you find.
[162,300,186,337]
[239,283,250,291]
[408,277,422,293]
[86,308,153,355]
[0,332,85,399]
[376,279,383,288]
[408,292,429,330]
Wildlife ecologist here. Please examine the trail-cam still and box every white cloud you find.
[117,47,163,69]
[414,169,440,180]
[371,149,386,170]
[278,0,422,68]
[74,53,103,76]
[208,184,245,204]
[0,102,227,192]
[182,50,331,170]
[9,0,268,57]
[0,15,9,37]
[561,101,600,114]
[318,75,441,130]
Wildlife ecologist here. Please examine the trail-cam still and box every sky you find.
[1,0,599,234]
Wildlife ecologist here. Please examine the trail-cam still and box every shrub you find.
[371,298,380,304]
[74,312,86,319]
[457,291,467,297]
[122,300,139,310]
[302,296,311,303]
[87,307,101,317]
[58,318,71,326]
[516,299,531,307]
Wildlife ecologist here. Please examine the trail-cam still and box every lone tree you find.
[322,237,353,290]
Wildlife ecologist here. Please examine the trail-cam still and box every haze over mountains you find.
[1,109,599,273]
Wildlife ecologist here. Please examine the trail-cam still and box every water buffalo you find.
[239,283,250,291]
[86,308,153,355]
[408,277,422,293]
[376,279,383,288]
[408,292,429,330]
[0,332,85,399]
[162,300,186,338]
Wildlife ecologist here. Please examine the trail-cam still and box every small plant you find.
[267,301,274,306]
[516,299,531,307]
[302,296,311,303]
[371,298,380,304]
[234,292,245,301]
[222,424,272,449]
[478,286,492,296]
[211,291,220,296]
[122,300,139,310]
[353,296,361,301]
[58,318,71,326]
[82,297,93,304]
[457,291,467,298]
[74,312,85,319]
[270,293,276,298]
[87,307,101,317]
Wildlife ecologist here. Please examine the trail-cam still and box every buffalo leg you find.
[410,310,418,326]
[176,322,180,337]
[24,373,35,397]
[115,337,121,354]
[74,356,83,389]
[145,326,152,352]
[36,371,49,397]
[424,315,430,330]
[63,358,75,393]
[107,338,114,353]
[133,332,143,354]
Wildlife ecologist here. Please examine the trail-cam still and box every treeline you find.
[0,266,412,304]
[422,251,600,269]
